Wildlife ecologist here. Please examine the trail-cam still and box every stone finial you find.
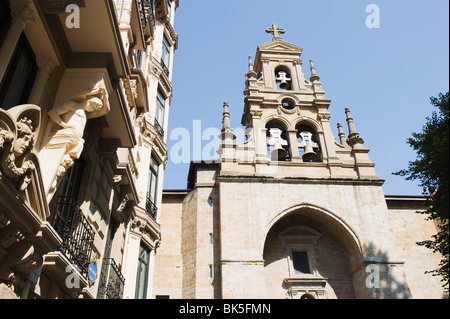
[221,102,236,141]
[337,122,348,146]
[309,59,320,82]
[246,56,257,80]
[345,108,364,146]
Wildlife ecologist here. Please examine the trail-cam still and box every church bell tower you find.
[220,22,378,181]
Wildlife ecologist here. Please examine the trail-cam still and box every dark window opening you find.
[281,99,295,110]
[292,251,311,274]
[0,33,37,110]
[0,0,12,48]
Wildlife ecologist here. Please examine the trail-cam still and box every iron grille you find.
[160,58,170,76]
[52,196,94,279]
[138,0,147,32]
[143,0,155,32]
[146,196,158,220]
[154,118,164,138]
[104,258,125,299]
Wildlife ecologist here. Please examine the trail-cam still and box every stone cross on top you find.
[266,22,285,40]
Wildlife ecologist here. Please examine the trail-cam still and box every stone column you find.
[0,0,35,81]
[287,129,300,161]
[28,57,57,105]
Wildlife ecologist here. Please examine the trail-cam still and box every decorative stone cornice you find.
[136,113,167,163]
[164,18,178,50]
[37,0,86,14]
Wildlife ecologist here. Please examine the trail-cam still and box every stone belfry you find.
[220,22,378,181]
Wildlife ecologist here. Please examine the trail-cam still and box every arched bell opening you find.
[262,205,362,299]
[265,120,290,161]
[275,66,292,90]
[295,123,321,162]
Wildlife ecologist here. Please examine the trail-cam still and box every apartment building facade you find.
[0,0,178,299]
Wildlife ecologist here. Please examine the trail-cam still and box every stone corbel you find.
[0,239,44,293]
[112,194,132,224]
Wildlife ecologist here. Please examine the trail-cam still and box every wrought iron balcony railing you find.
[52,196,95,279]
[142,0,155,32]
[97,258,125,299]
[154,118,164,138]
[138,0,148,33]
[160,58,170,76]
[146,196,158,220]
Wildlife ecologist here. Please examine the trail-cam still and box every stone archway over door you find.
[262,205,363,299]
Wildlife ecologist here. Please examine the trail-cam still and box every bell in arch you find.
[302,144,317,162]
[298,130,318,162]
[276,70,291,90]
[267,127,288,160]
[271,142,287,160]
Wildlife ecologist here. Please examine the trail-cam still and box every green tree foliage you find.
[394,92,449,292]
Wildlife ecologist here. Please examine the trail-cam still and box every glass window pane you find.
[148,156,159,203]
[135,245,150,299]
[161,36,170,67]
[155,90,165,124]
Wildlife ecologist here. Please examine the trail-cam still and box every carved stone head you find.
[13,118,34,157]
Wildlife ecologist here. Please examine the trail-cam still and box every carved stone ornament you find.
[317,112,331,120]
[40,81,110,194]
[10,0,36,25]
[277,105,298,115]
[37,0,86,14]
[0,105,41,193]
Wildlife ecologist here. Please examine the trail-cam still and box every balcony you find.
[154,118,164,138]
[52,196,95,279]
[143,0,156,34]
[97,258,125,299]
[160,58,170,77]
[146,197,158,220]
[138,0,148,35]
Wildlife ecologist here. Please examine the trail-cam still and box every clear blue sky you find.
[163,0,449,195]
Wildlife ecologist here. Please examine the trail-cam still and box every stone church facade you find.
[153,24,445,299]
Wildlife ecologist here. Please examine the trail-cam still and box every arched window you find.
[266,121,290,161]
[296,123,321,162]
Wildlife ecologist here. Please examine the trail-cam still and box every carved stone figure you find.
[40,81,109,193]
[45,87,104,159]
